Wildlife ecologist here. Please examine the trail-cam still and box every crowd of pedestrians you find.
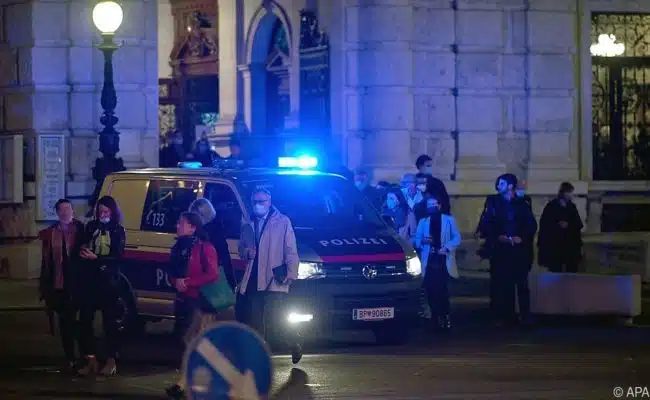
[360,154,584,330]
[39,188,301,399]
[38,149,584,398]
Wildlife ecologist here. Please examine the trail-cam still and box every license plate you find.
[352,307,394,321]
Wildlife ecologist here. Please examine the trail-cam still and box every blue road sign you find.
[183,321,273,400]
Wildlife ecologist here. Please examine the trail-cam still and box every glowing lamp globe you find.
[92,1,124,34]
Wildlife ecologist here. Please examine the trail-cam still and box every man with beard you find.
[475,173,537,328]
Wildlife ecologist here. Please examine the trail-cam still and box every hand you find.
[175,279,188,292]
[437,247,449,255]
[559,221,568,228]
[512,236,523,244]
[81,249,98,260]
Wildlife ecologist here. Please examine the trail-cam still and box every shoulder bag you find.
[198,242,236,312]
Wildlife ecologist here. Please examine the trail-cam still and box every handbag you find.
[198,243,236,312]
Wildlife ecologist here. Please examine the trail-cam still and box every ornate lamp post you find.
[89,1,125,209]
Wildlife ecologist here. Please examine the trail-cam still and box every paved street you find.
[1,306,649,399]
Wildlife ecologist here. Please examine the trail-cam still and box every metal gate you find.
[592,13,650,180]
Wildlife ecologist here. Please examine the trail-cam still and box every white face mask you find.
[422,166,433,175]
[99,217,110,224]
[253,204,268,216]
[416,184,426,192]
[386,198,398,209]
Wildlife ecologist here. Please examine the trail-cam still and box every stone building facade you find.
[0,0,158,277]
[1,0,650,278]
[202,0,650,233]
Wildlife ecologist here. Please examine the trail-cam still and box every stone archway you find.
[244,2,294,136]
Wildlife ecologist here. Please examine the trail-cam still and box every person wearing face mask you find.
[382,189,417,242]
[38,199,85,372]
[192,137,221,167]
[353,168,383,210]
[476,174,537,328]
[415,155,451,214]
[236,188,302,363]
[76,196,126,377]
[415,194,461,331]
[400,173,423,212]
[165,211,234,399]
[537,182,583,273]
[160,130,188,167]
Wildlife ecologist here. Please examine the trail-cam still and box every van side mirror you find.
[383,215,396,229]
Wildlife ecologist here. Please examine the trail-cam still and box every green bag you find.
[198,243,236,312]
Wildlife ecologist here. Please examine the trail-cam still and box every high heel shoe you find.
[77,356,99,376]
[100,358,117,377]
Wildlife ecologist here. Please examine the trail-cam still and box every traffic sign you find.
[183,321,273,400]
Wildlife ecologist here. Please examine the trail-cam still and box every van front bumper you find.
[283,278,424,333]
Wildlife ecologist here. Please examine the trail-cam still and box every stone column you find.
[346,4,415,182]
[215,0,244,138]
[240,63,266,135]
[525,2,580,184]
[284,9,302,131]
[67,0,159,208]
[454,3,506,183]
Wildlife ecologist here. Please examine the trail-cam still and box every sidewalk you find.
[0,279,43,311]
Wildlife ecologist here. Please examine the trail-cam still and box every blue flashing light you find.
[278,156,318,169]
[178,161,203,169]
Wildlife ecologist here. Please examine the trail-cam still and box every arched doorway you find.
[265,19,291,135]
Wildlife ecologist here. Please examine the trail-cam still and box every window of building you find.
[203,183,243,239]
[141,180,201,233]
[591,13,650,180]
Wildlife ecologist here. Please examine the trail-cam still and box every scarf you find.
[90,222,114,257]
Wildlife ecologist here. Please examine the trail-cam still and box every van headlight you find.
[406,256,422,276]
[297,262,324,279]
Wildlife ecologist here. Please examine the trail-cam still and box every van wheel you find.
[116,279,145,339]
[373,323,408,345]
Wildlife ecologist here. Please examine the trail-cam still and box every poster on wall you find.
[36,135,65,221]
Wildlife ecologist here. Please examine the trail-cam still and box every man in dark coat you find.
[476,173,537,327]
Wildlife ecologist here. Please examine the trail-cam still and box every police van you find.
[101,156,423,343]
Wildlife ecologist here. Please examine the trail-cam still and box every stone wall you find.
[0,0,158,241]
[340,0,580,187]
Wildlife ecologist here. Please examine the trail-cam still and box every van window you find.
[239,175,384,229]
[141,180,200,233]
[107,179,148,231]
[203,183,243,239]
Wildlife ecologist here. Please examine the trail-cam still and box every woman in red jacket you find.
[165,211,234,399]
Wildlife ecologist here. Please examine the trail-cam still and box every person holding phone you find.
[76,196,126,377]
[236,187,302,363]
[415,194,461,331]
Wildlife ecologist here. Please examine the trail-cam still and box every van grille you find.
[320,261,407,281]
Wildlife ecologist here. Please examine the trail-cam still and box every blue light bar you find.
[278,156,318,169]
[178,161,203,169]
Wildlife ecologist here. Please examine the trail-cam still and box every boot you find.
[438,315,451,332]
[77,355,99,376]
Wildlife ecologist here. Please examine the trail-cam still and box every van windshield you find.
[239,174,385,229]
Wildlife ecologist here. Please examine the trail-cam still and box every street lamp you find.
[89,1,126,209]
